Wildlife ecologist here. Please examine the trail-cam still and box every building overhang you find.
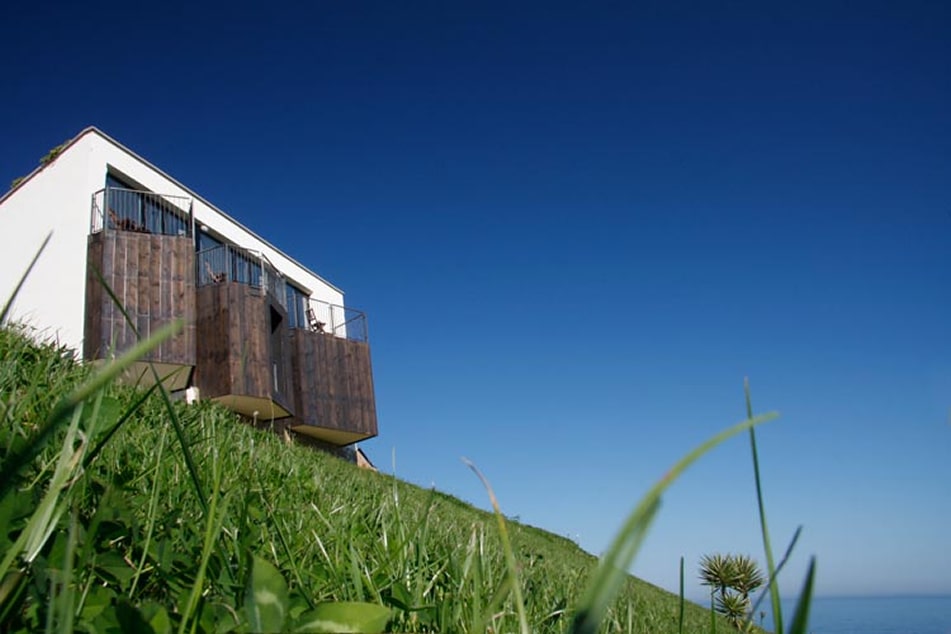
[290,424,375,446]
[210,394,292,420]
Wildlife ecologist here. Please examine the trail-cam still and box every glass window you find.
[197,230,223,253]
[106,173,189,236]
[285,284,307,328]
[105,174,142,229]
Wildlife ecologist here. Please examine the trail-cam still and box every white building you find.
[0,127,377,447]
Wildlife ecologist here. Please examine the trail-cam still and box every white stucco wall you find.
[0,134,100,350]
[0,128,346,353]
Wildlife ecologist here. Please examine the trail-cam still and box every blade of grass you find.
[178,420,229,634]
[0,320,181,500]
[678,556,685,634]
[50,504,79,634]
[129,423,169,597]
[259,487,316,610]
[462,458,530,634]
[786,558,816,634]
[0,403,87,584]
[745,378,783,634]
[749,525,802,624]
[570,411,779,634]
[0,232,51,325]
[82,382,162,469]
[0,571,26,627]
[92,265,208,512]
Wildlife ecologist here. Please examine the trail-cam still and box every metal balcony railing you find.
[293,296,369,343]
[197,243,287,309]
[91,187,192,237]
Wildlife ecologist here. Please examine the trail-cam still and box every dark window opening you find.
[269,305,285,394]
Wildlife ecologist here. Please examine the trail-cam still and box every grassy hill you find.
[0,325,754,633]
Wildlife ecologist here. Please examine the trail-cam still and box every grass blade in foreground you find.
[786,558,816,634]
[749,525,802,626]
[93,265,208,512]
[0,232,51,325]
[570,411,779,634]
[678,556,685,634]
[463,458,530,634]
[745,378,784,634]
[0,319,182,500]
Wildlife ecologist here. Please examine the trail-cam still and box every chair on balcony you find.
[204,260,226,284]
[306,306,326,333]
[108,209,150,233]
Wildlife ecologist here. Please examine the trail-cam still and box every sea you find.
[756,595,951,634]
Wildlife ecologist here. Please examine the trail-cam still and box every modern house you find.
[0,127,377,450]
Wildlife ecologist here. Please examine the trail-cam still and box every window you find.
[196,229,223,253]
[105,172,190,236]
[285,284,307,329]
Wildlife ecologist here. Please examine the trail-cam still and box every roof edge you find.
[0,127,100,206]
[0,126,344,296]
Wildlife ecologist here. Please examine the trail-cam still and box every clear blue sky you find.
[3,0,949,600]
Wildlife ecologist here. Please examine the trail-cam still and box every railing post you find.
[259,254,266,294]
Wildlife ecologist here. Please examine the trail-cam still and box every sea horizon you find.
[756,594,951,634]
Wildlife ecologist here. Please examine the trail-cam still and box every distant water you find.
[756,595,951,634]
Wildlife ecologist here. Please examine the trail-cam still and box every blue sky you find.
[3,0,949,599]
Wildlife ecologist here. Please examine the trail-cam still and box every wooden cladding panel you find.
[83,237,104,360]
[84,232,196,366]
[289,330,378,441]
[194,283,292,415]
[194,283,231,398]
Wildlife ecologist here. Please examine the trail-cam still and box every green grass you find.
[0,323,809,632]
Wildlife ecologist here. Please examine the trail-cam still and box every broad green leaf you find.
[0,490,34,544]
[293,602,391,633]
[96,550,136,590]
[384,582,413,611]
[140,601,172,634]
[79,584,114,622]
[245,555,289,633]
[116,598,156,634]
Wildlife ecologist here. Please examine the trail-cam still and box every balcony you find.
[288,298,377,445]
[91,187,193,237]
[84,188,196,390]
[194,244,293,419]
[84,187,376,441]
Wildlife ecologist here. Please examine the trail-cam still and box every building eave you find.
[1,126,343,296]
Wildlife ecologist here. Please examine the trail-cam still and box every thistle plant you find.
[699,553,765,630]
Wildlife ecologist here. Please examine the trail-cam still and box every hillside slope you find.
[0,325,734,632]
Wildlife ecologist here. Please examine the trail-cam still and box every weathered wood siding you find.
[289,330,378,440]
[194,282,293,415]
[83,231,196,365]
